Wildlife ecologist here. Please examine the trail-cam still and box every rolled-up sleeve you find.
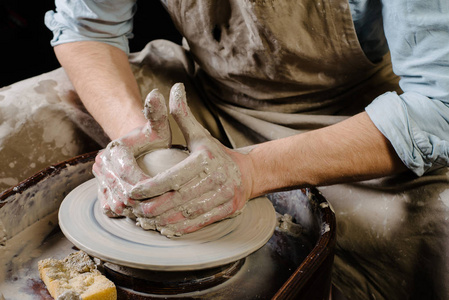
[365,0,449,176]
[44,0,137,54]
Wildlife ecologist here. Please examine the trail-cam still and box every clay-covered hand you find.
[129,83,252,237]
[92,89,171,217]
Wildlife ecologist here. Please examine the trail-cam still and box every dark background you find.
[0,0,182,87]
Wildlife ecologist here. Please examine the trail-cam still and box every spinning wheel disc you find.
[59,179,277,271]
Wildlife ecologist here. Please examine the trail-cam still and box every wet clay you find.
[136,148,189,177]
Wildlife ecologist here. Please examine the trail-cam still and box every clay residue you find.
[136,148,189,177]
[0,161,94,240]
[0,211,58,283]
[276,213,304,237]
[0,68,104,192]
[33,79,60,104]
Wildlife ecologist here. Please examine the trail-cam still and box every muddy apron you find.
[164,1,449,299]
[166,0,400,147]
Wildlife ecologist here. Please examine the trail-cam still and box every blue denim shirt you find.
[45,0,449,176]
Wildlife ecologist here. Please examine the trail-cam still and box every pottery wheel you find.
[58,179,277,271]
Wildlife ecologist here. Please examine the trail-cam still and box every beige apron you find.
[166,0,400,147]
[1,1,448,299]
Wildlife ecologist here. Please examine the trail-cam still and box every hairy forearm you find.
[54,41,146,140]
[246,112,407,198]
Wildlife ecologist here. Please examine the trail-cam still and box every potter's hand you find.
[92,89,171,217]
[129,83,252,237]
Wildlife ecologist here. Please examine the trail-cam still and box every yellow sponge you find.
[38,251,116,300]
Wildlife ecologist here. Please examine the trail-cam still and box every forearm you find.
[54,41,146,139]
[245,112,407,198]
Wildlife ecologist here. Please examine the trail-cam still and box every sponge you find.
[38,251,116,300]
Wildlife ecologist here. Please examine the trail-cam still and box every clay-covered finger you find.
[95,156,139,205]
[179,184,235,219]
[99,142,150,187]
[153,190,227,226]
[129,149,212,199]
[133,171,223,216]
[141,89,171,148]
[133,191,179,217]
[98,183,127,216]
[98,186,118,217]
[169,83,212,151]
[157,201,244,237]
[121,89,171,149]
[154,184,238,226]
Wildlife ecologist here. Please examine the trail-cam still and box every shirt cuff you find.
[366,91,449,176]
[44,10,131,54]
